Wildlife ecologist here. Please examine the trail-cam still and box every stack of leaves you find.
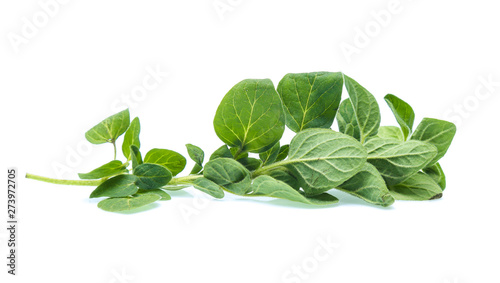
[26,72,456,212]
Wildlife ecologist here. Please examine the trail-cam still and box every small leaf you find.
[411,118,457,166]
[78,160,127,180]
[209,145,233,161]
[343,75,381,143]
[203,158,251,195]
[337,99,361,141]
[284,128,367,195]
[97,194,160,212]
[388,172,443,200]
[188,177,225,199]
[133,163,173,190]
[259,142,280,166]
[186,144,204,166]
[365,138,438,186]
[122,117,141,159]
[85,109,130,144]
[238,157,262,171]
[130,145,143,169]
[213,79,285,153]
[275,145,289,162]
[190,164,203,175]
[384,94,415,140]
[337,163,394,207]
[89,175,138,198]
[135,189,171,201]
[423,162,446,190]
[144,148,186,176]
[277,72,343,132]
[250,176,338,205]
[376,126,404,141]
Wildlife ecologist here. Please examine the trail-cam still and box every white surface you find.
[1,1,499,282]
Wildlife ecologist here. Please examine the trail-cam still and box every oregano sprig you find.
[26,72,456,212]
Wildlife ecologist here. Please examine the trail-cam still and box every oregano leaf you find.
[133,163,173,190]
[337,163,394,207]
[411,118,457,166]
[213,79,285,153]
[122,117,141,159]
[85,109,130,144]
[144,148,186,176]
[249,175,338,205]
[78,160,127,180]
[388,172,443,200]
[384,94,415,140]
[97,194,160,212]
[89,175,138,198]
[203,158,251,195]
[277,72,343,132]
[282,128,367,195]
[343,75,381,143]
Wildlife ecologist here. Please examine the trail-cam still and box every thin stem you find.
[26,173,104,186]
[252,159,293,177]
[112,141,117,160]
[167,174,203,186]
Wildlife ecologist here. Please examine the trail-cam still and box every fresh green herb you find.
[26,72,456,212]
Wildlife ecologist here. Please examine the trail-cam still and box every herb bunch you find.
[26,72,456,212]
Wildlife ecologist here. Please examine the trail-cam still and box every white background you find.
[1,1,499,282]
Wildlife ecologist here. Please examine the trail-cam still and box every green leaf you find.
[188,177,225,199]
[133,163,173,190]
[277,72,343,132]
[337,163,394,207]
[267,167,301,190]
[282,128,367,195]
[384,94,415,140]
[85,109,130,144]
[209,145,233,161]
[130,145,142,169]
[238,157,262,171]
[190,164,203,175]
[411,118,457,166]
[186,144,205,174]
[259,142,280,166]
[203,158,251,195]
[78,160,127,180]
[122,117,141,159]
[135,189,171,201]
[337,99,361,141]
[97,194,160,212]
[365,138,438,185]
[213,79,285,153]
[144,148,186,176]
[275,145,289,162]
[249,176,338,205]
[343,75,381,143]
[186,144,204,166]
[388,172,443,200]
[376,126,404,141]
[423,162,446,190]
[89,174,138,198]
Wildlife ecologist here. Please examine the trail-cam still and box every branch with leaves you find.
[26,72,456,212]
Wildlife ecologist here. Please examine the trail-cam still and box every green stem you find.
[25,173,104,186]
[26,172,203,188]
[112,141,117,160]
[252,160,292,177]
[167,174,203,186]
